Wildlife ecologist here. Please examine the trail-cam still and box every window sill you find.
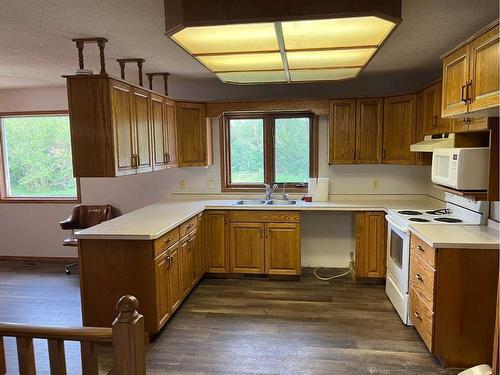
[0,197,80,204]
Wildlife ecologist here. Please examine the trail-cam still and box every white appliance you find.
[432,147,489,190]
[385,194,488,325]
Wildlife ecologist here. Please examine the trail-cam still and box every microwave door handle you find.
[385,215,409,234]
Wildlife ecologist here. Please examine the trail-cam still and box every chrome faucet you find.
[264,183,278,200]
[282,182,289,200]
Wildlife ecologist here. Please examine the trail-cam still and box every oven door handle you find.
[385,215,409,234]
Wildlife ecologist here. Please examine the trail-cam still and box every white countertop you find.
[409,224,500,250]
[75,194,444,240]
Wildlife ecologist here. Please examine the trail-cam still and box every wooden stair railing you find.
[0,295,145,375]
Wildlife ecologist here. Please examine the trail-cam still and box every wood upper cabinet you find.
[206,211,229,273]
[329,100,356,164]
[229,222,265,274]
[468,23,500,114]
[422,82,451,135]
[265,223,301,276]
[329,99,382,164]
[164,99,177,167]
[111,81,135,175]
[354,212,386,280]
[176,101,212,167]
[132,88,153,173]
[356,98,383,163]
[151,93,168,170]
[383,95,416,164]
[442,20,499,118]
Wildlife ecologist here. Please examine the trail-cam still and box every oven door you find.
[385,215,410,294]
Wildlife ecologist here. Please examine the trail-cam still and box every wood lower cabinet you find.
[229,222,265,273]
[383,95,416,165]
[206,211,230,273]
[354,212,386,280]
[265,223,301,275]
[442,20,499,118]
[154,248,171,327]
[193,213,206,280]
[409,233,499,368]
[179,230,196,298]
[167,244,181,313]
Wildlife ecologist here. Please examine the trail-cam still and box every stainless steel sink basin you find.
[234,200,267,205]
[266,199,297,205]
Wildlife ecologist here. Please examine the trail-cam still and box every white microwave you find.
[432,147,489,190]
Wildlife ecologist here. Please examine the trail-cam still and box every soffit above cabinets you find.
[165,0,402,85]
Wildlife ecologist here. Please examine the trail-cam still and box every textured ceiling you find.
[0,0,498,99]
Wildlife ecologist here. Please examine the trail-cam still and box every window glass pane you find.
[229,118,264,183]
[274,117,310,183]
[1,115,77,198]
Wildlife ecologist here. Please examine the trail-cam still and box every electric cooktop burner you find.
[409,218,430,222]
[426,209,452,215]
[398,210,422,215]
[434,217,463,223]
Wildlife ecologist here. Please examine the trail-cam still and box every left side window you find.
[0,113,79,201]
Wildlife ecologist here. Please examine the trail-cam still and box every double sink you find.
[234,199,297,206]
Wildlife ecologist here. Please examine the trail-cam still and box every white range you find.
[384,194,489,325]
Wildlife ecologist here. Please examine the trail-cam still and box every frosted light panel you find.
[216,71,287,84]
[287,48,376,69]
[290,68,361,82]
[198,53,283,72]
[282,16,396,50]
[171,23,278,54]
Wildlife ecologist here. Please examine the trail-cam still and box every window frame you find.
[0,111,81,204]
[221,111,318,192]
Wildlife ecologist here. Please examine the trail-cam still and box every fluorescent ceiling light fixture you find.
[170,16,397,84]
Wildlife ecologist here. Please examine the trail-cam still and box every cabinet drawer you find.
[229,211,300,223]
[154,227,180,257]
[410,234,435,268]
[409,250,435,310]
[410,286,434,351]
[180,216,197,237]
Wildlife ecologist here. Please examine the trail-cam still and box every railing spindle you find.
[0,336,6,375]
[48,339,67,375]
[112,296,145,375]
[16,337,36,375]
[81,341,98,375]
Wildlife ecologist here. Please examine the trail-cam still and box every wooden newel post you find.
[112,296,146,375]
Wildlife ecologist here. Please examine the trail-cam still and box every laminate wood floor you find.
[0,261,460,374]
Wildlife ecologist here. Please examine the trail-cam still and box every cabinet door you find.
[132,88,153,173]
[110,81,135,175]
[383,95,416,165]
[179,234,195,298]
[468,23,499,114]
[151,94,167,170]
[355,98,383,163]
[229,223,265,274]
[442,45,469,117]
[167,245,181,312]
[194,213,206,280]
[176,102,209,167]
[206,211,229,273]
[422,84,438,135]
[164,99,177,167]
[154,251,170,328]
[264,223,301,275]
[434,83,452,133]
[355,212,386,279]
[329,100,356,164]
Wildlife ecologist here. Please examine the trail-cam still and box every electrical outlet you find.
[207,180,215,189]
[372,179,380,190]
[179,180,186,190]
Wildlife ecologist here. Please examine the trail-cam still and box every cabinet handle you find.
[166,153,170,163]
[165,237,173,244]
[413,312,422,321]
[415,273,423,282]
[466,80,472,104]
[461,84,467,103]
[136,154,140,167]
[166,256,172,268]
[416,245,424,253]
[260,228,264,239]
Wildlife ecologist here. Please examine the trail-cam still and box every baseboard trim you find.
[0,256,78,264]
